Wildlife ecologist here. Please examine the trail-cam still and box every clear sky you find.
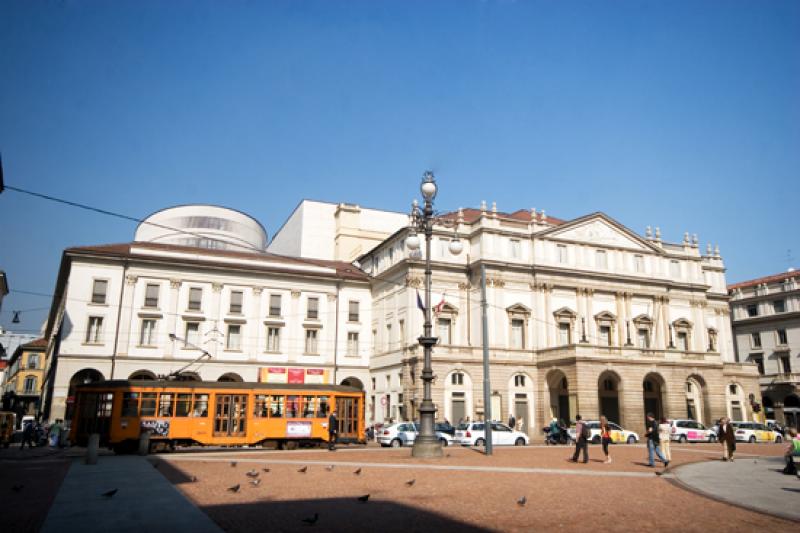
[1,0,798,335]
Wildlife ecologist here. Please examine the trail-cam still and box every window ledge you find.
[264,319,285,326]
[224,317,247,324]
[223,349,243,353]
[303,352,320,356]
[263,350,282,354]
[87,302,109,307]
[136,345,158,349]
[138,311,163,318]
[82,342,105,346]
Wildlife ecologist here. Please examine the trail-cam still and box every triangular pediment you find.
[541,213,661,253]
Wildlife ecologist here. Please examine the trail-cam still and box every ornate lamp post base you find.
[411,435,443,458]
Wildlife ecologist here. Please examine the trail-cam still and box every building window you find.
[27,354,39,369]
[451,372,464,385]
[86,316,104,343]
[686,382,692,393]
[751,332,762,348]
[144,283,160,308]
[307,297,319,320]
[773,299,785,313]
[558,323,571,345]
[777,329,788,345]
[140,319,157,346]
[707,329,718,351]
[511,319,525,349]
[388,247,394,262]
[399,319,405,346]
[599,326,612,346]
[637,328,650,349]
[349,301,360,322]
[746,304,758,317]
[269,294,282,317]
[670,260,680,278]
[437,318,452,345]
[386,323,393,349]
[634,255,644,273]
[510,239,521,259]
[305,329,319,354]
[229,291,243,314]
[438,238,449,257]
[780,355,791,373]
[226,325,242,350]
[91,279,108,304]
[188,287,203,311]
[347,332,359,356]
[729,384,738,395]
[23,376,37,393]
[184,321,200,347]
[557,244,568,264]
[514,375,526,387]
[676,331,688,351]
[749,354,764,375]
[595,250,607,269]
[266,326,281,352]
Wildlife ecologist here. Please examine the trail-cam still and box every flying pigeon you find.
[301,513,319,525]
[228,484,241,493]
[102,489,118,498]
[357,494,370,503]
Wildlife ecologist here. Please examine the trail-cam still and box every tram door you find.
[336,396,360,441]
[214,394,248,436]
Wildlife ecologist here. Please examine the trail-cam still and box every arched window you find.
[514,375,526,387]
[451,372,464,386]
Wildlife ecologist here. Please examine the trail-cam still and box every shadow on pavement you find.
[156,460,491,532]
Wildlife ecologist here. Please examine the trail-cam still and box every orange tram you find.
[70,380,365,453]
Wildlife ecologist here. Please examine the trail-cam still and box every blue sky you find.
[1,0,798,334]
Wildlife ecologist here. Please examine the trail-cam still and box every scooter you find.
[544,427,573,445]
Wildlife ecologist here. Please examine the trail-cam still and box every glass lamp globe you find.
[406,233,421,250]
[448,239,463,255]
[420,174,437,200]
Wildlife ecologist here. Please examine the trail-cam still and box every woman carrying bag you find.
[600,416,612,464]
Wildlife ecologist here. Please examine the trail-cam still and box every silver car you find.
[378,422,453,448]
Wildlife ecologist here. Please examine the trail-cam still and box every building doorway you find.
[598,371,621,425]
[643,373,666,420]
[547,370,571,423]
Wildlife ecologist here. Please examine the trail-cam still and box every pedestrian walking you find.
[782,428,800,475]
[645,412,669,468]
[600,415,612,464]
[570,415,589,463]
[658,417,671,462]
[20,421,35,450]
[717,417,736,461]
[508,413,516,430]
[49,419,62,448]
[328,410,338,451]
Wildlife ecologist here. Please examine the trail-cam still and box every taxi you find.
[669,419,717,443]
[731,421,784,443]
[567,420,639,444]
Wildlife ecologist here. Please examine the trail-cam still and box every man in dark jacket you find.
[645,412,669,468]
[717,417,736,461]
[20,421,35,450]
[570,415,589,463]
[328,410,338,451]
[508,413,516,430]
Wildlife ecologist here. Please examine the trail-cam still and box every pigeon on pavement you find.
[405,479,416,487]
[357,494,370,503]
[250,479,261,487]
[353,468,362,475]
[517,496,527,507]
[325,465,334,471]
[246,470,259,478]
[228,484,241,493]
[298,466,308,473]
[230,461,237,467]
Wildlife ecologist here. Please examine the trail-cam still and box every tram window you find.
[140,393,157,416]
[270,395,284,418]
[159,393,174,417]
[318,397,330,418]
[254,395,268,417]
[97,393,114,417]
[192,394,209,417]
[286,396,300,418]
[122,392,139,417]
[302,396,317,418]
[175,394,192,417]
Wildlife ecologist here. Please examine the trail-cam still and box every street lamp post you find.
[406,171,462,458]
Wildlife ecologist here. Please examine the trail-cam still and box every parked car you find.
[378,422,453,448]
[454,421,529,446]
[566,421,639,444]
[668,419,717,443]
[731,421,783,443]
[435,422,456,436]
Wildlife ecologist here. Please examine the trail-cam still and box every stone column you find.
[166,279,181,358]
[544,284,553,346]
[116,275,138,360]
[252,286,264,360]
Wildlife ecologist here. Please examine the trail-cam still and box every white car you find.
[731,421,783,443]
[567,421,639,444]
[454,422,529,446]
[669,419,716,443]
[378,422,453,448]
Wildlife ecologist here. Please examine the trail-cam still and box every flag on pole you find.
[416,290,425,313]
[434,291,447,314]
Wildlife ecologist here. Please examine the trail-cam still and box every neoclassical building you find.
[362,206,760,434]
[41,206,373,422]
[729,270,799,429]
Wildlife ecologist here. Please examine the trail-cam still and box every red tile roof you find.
[728,270,798,290]
[66,242,369,282]
[22,338,48,349]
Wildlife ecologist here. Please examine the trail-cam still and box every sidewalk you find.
[671,456,800,522]
[40,455,222,533]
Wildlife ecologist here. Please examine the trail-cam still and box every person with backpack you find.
[782,428,799,475]
[570,415,589,463]
[645,412,669,468]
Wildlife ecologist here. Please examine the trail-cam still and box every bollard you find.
[86,433,100,465]
[138,431,150,456]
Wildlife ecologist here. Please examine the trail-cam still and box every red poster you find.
[288,368,305,383]
[268,367,286,374]
[306,368,324,376]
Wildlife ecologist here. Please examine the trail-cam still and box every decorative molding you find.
[291,290,301,299]
[125,275,138,286]
[169,279,182,289]
[405,275,423,288]
[327,294,337,302]
[252,286,263,295]
[458,282,471,291]
[212,283,223,293]
[487,277,505,288]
